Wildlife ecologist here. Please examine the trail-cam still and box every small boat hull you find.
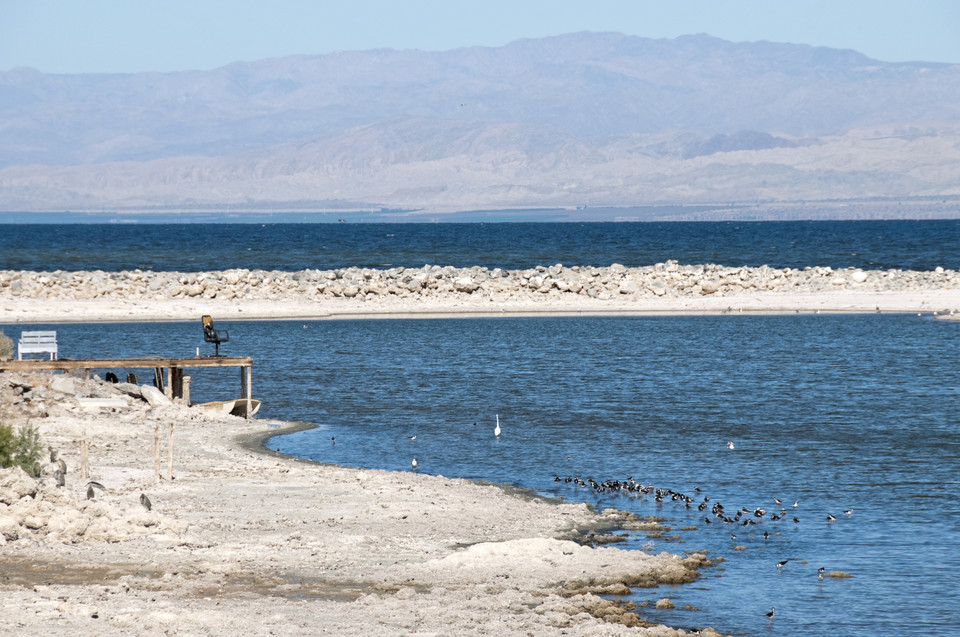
[197,398,261,417]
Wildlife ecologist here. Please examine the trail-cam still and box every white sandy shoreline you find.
[1,369,724,636]
[2,289,959,325]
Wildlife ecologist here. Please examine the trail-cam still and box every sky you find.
[2,0,959,74]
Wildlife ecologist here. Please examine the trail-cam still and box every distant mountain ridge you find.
[2,32,959,217]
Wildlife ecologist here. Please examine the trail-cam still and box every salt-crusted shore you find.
[1,371,720,636]
[1,262,959,322]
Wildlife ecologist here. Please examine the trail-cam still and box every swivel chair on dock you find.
[202,315,229,356]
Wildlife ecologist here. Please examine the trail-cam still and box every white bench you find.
[18,331,58,360]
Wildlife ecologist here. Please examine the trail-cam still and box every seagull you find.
[494,415,501,437]
[140,493,152,511]
[411,458,418,471]
[726,441,735,450]
[86,480,105,500]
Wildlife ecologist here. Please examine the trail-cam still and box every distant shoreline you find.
[3,200,960,224]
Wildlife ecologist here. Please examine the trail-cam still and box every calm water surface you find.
[7,314,958,636]
[2,220,958,271]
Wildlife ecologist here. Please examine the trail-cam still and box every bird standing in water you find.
[495,415,501,437]
[411,458,418,471]
[766,606,776,622]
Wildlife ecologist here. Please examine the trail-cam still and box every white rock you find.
[454,277,479,293]
[140,385,171,407]
[50,376,76,395]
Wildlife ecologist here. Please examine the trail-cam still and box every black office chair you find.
[202,315,229,356]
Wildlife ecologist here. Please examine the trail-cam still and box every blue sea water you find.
[3,220,960,635]
[1,219,959,271]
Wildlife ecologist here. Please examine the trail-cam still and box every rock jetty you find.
[1,262,957,304]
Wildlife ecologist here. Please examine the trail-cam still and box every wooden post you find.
[154,425,160,484]
[241,365,253,419]
[170,367,184,402]
[167,422,174,481]
[164,367,174,401]
[80,430,89,480]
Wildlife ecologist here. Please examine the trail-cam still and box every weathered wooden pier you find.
[0,356,255,417]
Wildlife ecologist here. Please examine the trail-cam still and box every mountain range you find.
[2,31,959,219]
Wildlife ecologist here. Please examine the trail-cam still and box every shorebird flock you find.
[551,470,852,618]
[551,473,855,540]
[47,446,154,512]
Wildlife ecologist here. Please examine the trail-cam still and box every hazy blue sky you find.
[2,0,959,74]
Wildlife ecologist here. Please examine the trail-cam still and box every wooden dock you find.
[0,356,254,417]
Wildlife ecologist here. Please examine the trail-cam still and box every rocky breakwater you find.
[1,262,957,307]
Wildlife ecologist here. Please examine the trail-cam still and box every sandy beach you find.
[2,272,958,636]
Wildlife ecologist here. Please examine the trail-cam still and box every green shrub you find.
[0,330,12,359]
[0,423,14,468]
[0,422,45,477]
